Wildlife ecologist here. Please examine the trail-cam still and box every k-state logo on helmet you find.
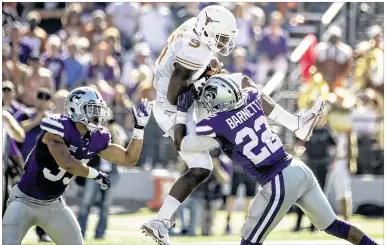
[69,90,86,103]
[204,85,218,99]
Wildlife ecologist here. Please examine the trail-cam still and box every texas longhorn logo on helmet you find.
[205,12,220,26]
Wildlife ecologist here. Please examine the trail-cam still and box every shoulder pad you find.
[40,114,67,138]
[176,39,212,70]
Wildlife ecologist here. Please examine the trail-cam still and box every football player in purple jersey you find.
[3,86,152,245]
[172,74,377,245]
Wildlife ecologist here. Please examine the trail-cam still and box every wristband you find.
[87,167,99,179]
[175,111,187,125]
[132,128,144,140]
[134,124,144,129]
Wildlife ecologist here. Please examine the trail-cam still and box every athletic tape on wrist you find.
[132,128,144,140]
[87,167,99,179]
[175,111,187,125]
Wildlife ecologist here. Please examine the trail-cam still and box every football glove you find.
[177,90,195,112]
[294,100,325,141]
[132,98,152,129]
[94,171,111,191]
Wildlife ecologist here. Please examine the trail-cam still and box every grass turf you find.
[21,208,383,245]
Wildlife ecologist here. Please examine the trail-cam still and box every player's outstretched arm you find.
[241,75,325,141]
[241,75,277,115]
[43,132,98,178]
[98,98,152,167]
[167,63,195,105]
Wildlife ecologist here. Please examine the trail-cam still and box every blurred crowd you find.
[2,2,384,241]
[1,2,296,169]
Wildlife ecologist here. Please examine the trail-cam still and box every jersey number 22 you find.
[235,116,282,165]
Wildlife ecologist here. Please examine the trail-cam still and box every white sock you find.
[156,195,181,221]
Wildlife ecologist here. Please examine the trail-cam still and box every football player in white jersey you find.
[141,5,237,244]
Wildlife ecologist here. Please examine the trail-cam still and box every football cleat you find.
[141,219,172,245]
[294,99,325,141]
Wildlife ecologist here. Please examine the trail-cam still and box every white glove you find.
[294,99,325,141]
[132,98,152,129]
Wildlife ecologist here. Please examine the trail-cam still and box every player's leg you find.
[244,174,257,219]
[296,162,377,245]
[143,105,213,244]
[2,188,36,245]
[152,104,212,213]
[142,150,212,244]
[241,170,299,245]
[156,150,212,219]
[41,198,84,245]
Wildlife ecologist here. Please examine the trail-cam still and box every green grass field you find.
[21,208,383,245]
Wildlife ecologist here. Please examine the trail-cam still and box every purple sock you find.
[360,236,377,245]
[324,219,351,239]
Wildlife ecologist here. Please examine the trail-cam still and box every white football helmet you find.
[195,5,237,56]
[65,86,109,133]
[200,74,244,114]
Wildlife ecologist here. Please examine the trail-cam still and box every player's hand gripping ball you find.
[132,98,152,129]
[95,171,111,190]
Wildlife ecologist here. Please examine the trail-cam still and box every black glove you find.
[94,171,111,190]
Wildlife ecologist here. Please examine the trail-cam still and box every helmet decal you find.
[69,90,86,103]
[205,12,220,26]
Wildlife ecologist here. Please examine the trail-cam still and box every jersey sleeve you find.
[175,39,209,70]
[243,87,263,106]
[40,115,66,138]
[96,128,112,152]
[196,119,217,137]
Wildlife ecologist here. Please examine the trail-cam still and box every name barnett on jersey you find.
[225,99,262,130]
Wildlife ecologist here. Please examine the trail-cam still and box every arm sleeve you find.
[180,133,220,152]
